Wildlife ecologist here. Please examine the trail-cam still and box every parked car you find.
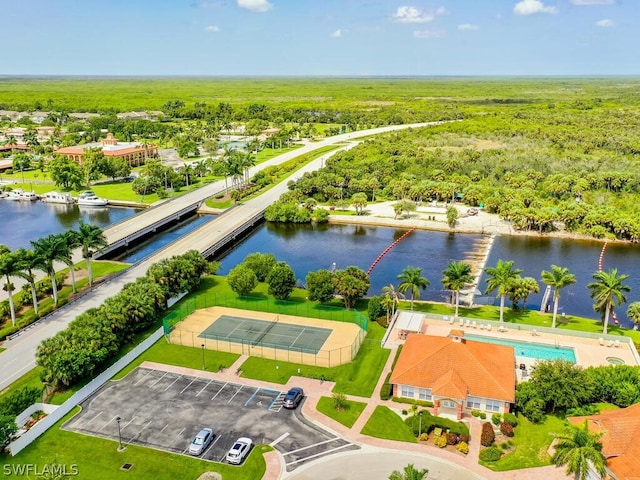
[226,437,252,464]
[188,428,214,456]
[283,387,304,409]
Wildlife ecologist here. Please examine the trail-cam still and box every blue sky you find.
[1,0,637,76]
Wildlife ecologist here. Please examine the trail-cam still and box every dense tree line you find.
[36,251,209,392]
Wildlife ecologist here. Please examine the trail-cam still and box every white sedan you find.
[226,437,252,464]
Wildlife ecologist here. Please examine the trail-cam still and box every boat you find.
[4,190,21,201]
[41,191,74,204]
[77,191,108,206]
[19,191,38,202]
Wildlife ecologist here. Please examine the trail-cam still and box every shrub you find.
[471,410,481,417]
[491,413,502,426]
[367,295,383,321]
[0,386,42,417]
[479,446,503,462]
[479,412,487,419]
[392,397,434,408]
[446,432,458,445]
[376,316,389,328]
[459,433,469,443]
[500,422,514,437]
[480,422,495,447]
[500,442,510,450]
[332,393,349,411]
[419,433,428,442]
[404,410,469,437]
[433,434,447,448]
[401,409,408,415]
[503,412,518,427]
[456,441,469,454]
[379,373,392,400]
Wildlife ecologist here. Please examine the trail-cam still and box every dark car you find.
[283,387,304,409]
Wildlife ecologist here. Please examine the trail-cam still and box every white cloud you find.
[330,29,343,38]
[596,18,614,27]
[571,0,614,5]
[413,29,444,39]
[205,25,220,32]
[458,23,479,30]
[393,5,447,24]
[237,0,272,13]
[513,0,558,15]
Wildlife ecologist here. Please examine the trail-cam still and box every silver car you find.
[226,437,252,464]
[188,428,214,456]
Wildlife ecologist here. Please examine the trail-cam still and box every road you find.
[0,122,436,391]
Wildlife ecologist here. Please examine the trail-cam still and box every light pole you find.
[418,411,423,438]
[201,343,206,370]
[116,416,124,451]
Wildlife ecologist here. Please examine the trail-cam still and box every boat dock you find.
[460,233,496,306]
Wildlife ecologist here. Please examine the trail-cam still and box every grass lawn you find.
[360,406,416,443]
[316,396,367,428]
[481,414,566,471]
[0,408,269,480]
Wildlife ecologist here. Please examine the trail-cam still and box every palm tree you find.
[541,265,577,328]
[13,248,46,317]
[552,420,606,480]
[388,463,429,480]
[627,302,640,330]
[382,283,404,321]
[0,245,20,327]
[76,222,108,288]
[60,232,79,293]
[441,261,473,319]
[397,266,430,310]
[587,269,630,335]
[31,234,69,306]
[484,259,522,323]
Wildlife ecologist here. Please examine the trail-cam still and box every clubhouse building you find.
[55,133,158,166]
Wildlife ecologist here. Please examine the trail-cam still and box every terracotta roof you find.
[569,403,640,480]
[390,334,515,402]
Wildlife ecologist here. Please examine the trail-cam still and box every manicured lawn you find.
[0,409,268,480]
[480,414,566,471]
[316,396,367,428]
[360,406,416,443]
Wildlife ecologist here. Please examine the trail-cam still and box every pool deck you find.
[385,314,639,380]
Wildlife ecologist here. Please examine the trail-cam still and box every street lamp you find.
[201,343,206,370]
[418,411,423,438]
[116,416,124,451]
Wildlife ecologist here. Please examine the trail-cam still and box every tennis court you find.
[168,307,365,367]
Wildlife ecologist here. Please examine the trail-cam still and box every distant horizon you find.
[2,74,640,79]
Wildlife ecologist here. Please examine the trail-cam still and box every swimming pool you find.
[465,334,576,362]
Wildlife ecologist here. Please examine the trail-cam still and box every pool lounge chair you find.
[465,319,471,327]
[599,337,605,346]
[471,321,477,328]
[486,324,492,331]
[607,340,614,347]
[614,340,620,348]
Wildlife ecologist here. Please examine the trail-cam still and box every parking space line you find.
[150,372,168,388]
[170,427,186,447]
[98,415,120,432]
[196,379,212,397]
[159,424,169,435]
[127,419,153,443]
[282,437,342,456]
[180,378,197,394]
[228,385,244,403]
[122,417,136,430]
[285,443,354,466]
[270,432,289,447]
[164,375,182,391]
[211,382,227,400]
[133,369,152,386]
[244,387,260,407]
[268,392,284,411]
[202,435,220,457]
[82,411,103,427]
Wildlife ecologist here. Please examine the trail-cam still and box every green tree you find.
[333,266,370,309]
[266,261,296,300]
[382,283,404,321]
[441,261,473,319]
[587,269,630,335]
[627,301,640,330]
[446,205,458,228]
[552,420,606,480]
[306,269,335,303]
[351,192,368,215]
[0,415,17,448]
[227,265,258,296]
[243,252,276,282]
[0,246,19,327]
[76,222,108,287]
[484,260,522,323]
[397,266,429,310]
[60,232,79,293]
[530,359,594,413]
[49,154,83,190]
[31,234,68,306]
[388,463,429,480]
[541,265,577,328]
[13,248,46,317]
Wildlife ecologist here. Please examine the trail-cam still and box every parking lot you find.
[64,367,358,470]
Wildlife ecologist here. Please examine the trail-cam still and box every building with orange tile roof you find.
[390,331,515,419]
[55,133,158,166]
[569,403,640,480]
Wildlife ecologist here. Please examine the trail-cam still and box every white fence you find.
[8,327,164,456]
[15,403,59,429]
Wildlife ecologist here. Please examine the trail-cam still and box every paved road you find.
[0,122,436,391]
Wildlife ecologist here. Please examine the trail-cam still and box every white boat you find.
[4,190,21,201]
[77,191,108,206]
[19,191,38,202]
[41,191,74,204]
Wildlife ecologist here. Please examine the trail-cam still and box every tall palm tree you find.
[587,268,630,335]
[13,248,46,317]
[541,265,577,328]
[76,222,108,288]
[484,259,522,323]
[31,234,69,306]
[552,420,606,480]
[0,245,20,327]
[397,266,430,310]
[441,261,473,319]
[388,463,429,480]
[382,283,404,321]
[60,232,79,293]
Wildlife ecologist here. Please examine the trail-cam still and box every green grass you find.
[481,414,566,471]
[0,408,268,480]
[316,396,367,428]
[360,406,416,443]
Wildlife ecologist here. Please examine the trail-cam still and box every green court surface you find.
[199,315,332,355]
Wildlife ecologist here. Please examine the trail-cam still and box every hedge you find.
[405,411,469,437]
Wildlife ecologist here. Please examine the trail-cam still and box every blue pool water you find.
[464,334,576,362]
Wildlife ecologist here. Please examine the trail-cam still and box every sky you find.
[0,0,637,76]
